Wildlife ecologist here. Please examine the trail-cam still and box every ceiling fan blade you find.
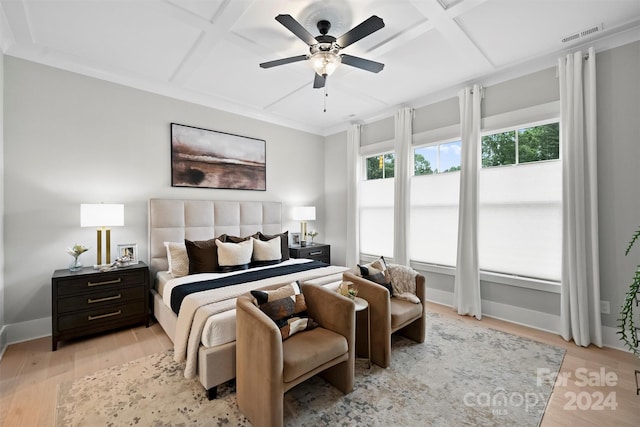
[275,14,317,46]
[336,15,385,48]
[313,73,326,89]
[260,55,308,69]
[341,54,385,73]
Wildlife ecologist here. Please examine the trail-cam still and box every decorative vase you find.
[69,255,83,272]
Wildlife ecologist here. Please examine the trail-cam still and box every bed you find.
[148,199,347,399]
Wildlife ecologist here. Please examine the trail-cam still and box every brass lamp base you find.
[95,227,112,267]
[300,221,307,246]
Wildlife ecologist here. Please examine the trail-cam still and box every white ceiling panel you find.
[1,0,639,135]
[185,39,312,107]
[457,0,640,67]
[24,1,202,81]
[265,77,391,126]
[167,0,226,21]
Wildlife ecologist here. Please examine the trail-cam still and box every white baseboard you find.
[4,316,51,347]
[426,288,631,353]
[0,324,7,360]
[601,324,628,352]
[427,288,560,334]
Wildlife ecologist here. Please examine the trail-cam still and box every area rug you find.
[55,312,565,426]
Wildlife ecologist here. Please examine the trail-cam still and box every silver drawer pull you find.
[88,310,122,321]
[87,278,122,287]
[309,251,323,256]
[88,294,122,304]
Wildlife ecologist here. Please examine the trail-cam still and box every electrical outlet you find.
[600,300,610,315]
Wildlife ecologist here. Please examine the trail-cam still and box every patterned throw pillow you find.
[251,281,318,340]
[358,256,393,296]
[164,242,188,278]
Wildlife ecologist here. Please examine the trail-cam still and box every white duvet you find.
[158,259,348,377]
[161,258,312,347]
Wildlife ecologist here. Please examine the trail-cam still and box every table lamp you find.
[292,206,315,247]
[81,203,124,267]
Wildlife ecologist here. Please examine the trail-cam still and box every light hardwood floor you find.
[0,303,638,426]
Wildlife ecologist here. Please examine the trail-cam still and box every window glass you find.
[439,141,462,173]
[482,131,516,167]
[414,146,437,175]
[518,123,560,163]
[414,140,461,175]
[366,153,395,180]
[482,122,559,168]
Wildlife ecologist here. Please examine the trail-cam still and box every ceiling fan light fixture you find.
[310,51,341,76]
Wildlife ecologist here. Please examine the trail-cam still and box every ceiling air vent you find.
[561,24,603,44]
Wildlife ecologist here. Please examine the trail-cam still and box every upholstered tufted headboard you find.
[148,199,282,276]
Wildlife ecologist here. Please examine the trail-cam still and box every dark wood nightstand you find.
[289,243,330,264]
[51,261,149,351]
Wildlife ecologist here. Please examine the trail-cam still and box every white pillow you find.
[252,236,281,262]
[215,239,253,269]
[164,242,188,278]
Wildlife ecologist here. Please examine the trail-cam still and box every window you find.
[482,122,559,167]
[365,153,395,180]
[361,152,395,257]
[410,140,462,266]
[479,121,561,281]
[414,140,461,175]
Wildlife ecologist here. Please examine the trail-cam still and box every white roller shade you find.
[479,161,562,281]
[360,178,394,258]
[410,172,460,266]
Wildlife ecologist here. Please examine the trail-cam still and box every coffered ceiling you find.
[1,0,639,135]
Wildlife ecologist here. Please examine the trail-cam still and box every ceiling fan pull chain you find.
[323,80,328,112]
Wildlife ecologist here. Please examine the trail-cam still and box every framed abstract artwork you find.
[171,123,266,191]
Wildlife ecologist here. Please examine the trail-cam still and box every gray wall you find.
[596,41,640,328]
[3,57,325,333]
[325,41,640,334]
[324,130,348,265]
[0,51,5,351]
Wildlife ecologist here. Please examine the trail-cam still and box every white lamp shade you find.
[291,206,316,221]
[81,204,124,227]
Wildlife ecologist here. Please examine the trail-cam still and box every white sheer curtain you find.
[393,107,413,266]
[346,124,361,268]
[453,85,482,319]
[559,47,602,347]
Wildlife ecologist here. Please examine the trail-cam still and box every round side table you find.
[353,296,371,369]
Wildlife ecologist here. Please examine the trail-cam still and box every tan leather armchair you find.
[343,269,426,368]
[236,282,355,427]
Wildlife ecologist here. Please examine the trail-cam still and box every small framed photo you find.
[291,232,301,246]
[116,243,138,264]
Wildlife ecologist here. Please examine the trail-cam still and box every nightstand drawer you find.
[297,247,328,259]
[57,300,146,332]
[56,269,146,296]
[57,285,146,314]
[289,244,331,263]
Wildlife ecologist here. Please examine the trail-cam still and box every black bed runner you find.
[170,261,328,314]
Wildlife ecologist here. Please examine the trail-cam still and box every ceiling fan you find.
[259,14,385,89]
